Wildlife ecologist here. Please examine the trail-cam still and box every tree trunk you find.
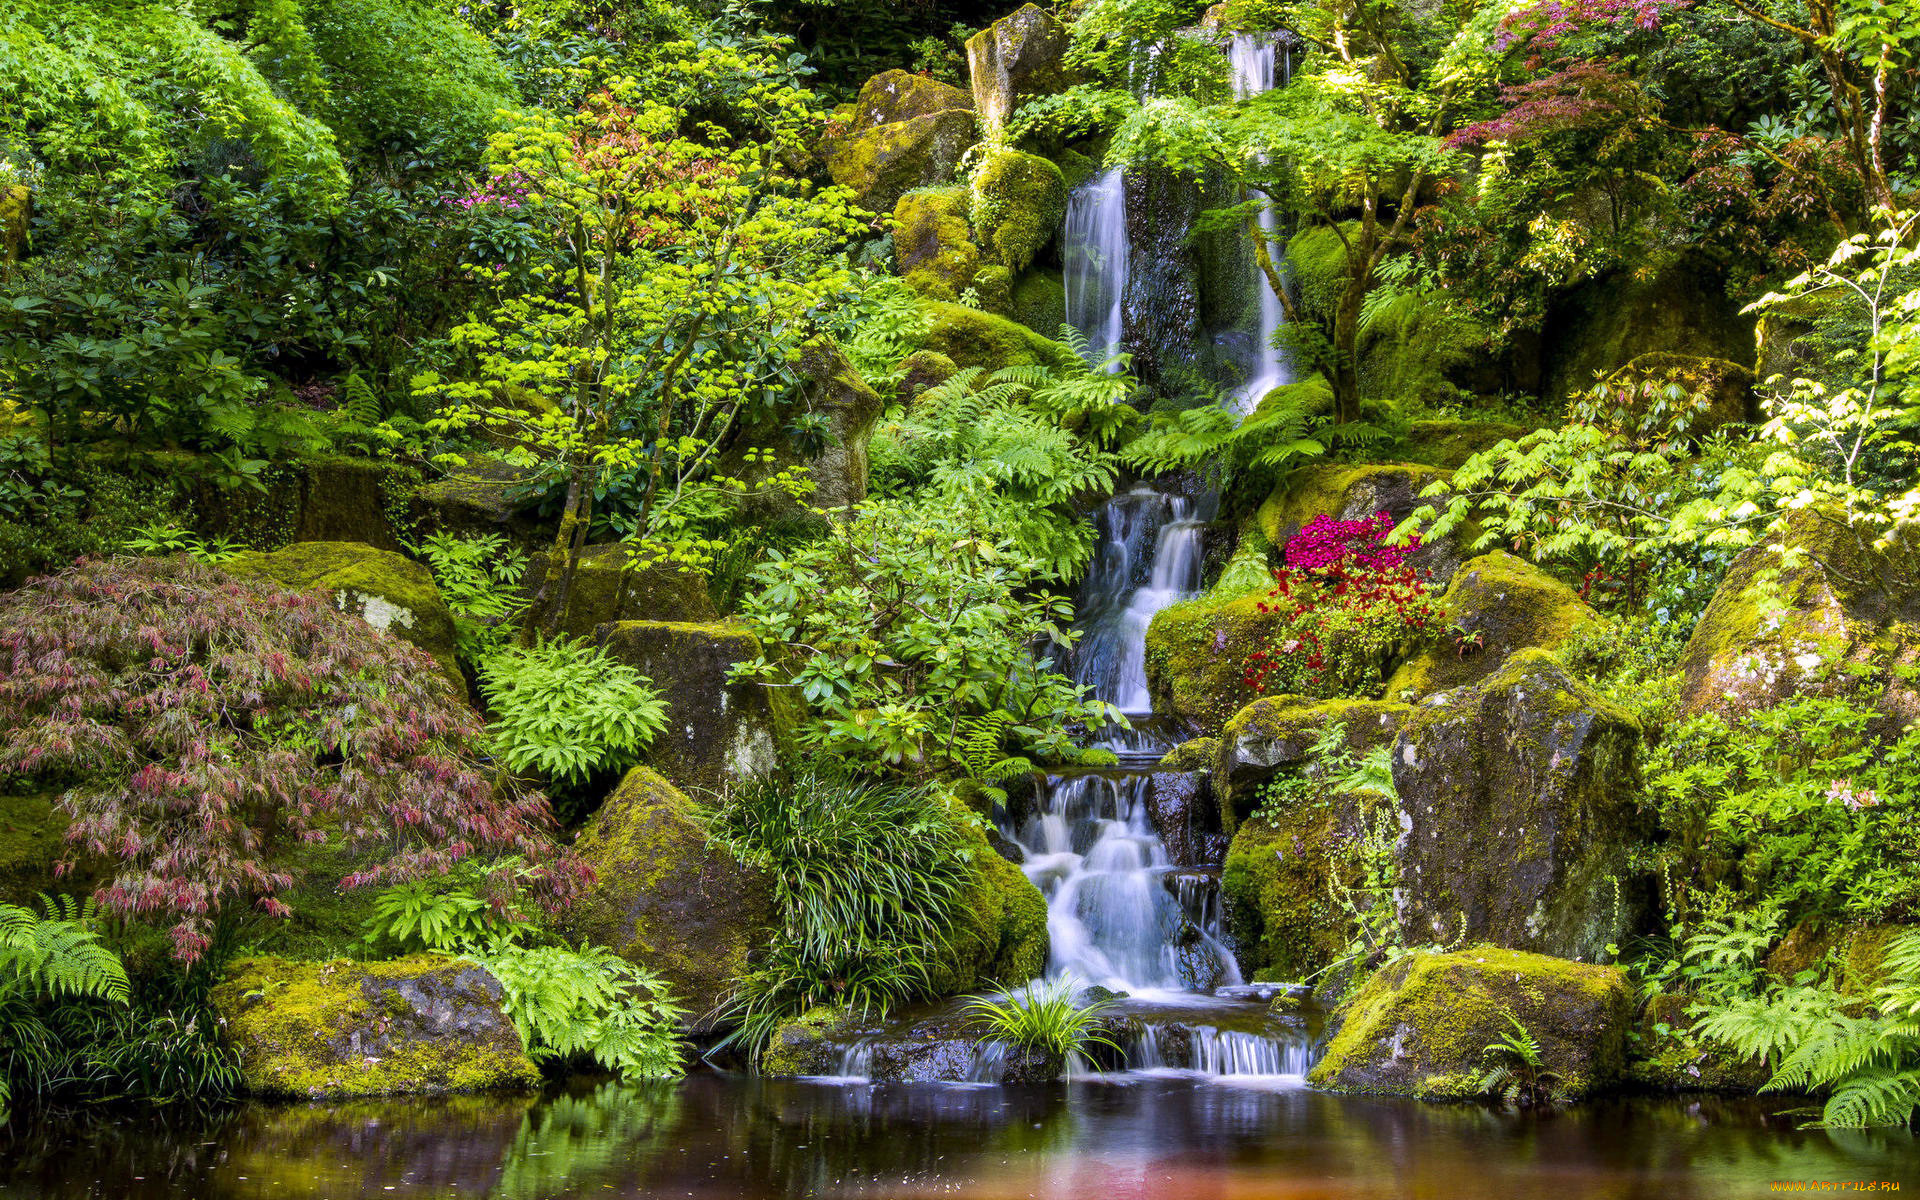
[1330,277,1366,425]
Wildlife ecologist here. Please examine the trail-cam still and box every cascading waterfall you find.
[1228,34,1294,413]
[1063,168,1129,366]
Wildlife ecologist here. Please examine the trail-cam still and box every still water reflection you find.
[1,1073,1912,1199]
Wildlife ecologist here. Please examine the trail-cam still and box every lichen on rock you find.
[210,954,539,1099]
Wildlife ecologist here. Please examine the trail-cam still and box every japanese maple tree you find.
[0,557,589,960]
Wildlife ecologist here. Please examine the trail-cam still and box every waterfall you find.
[1064,168,1129,366]
[1228,34,1294,413]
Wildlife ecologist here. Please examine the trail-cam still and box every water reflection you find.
[0,1076,1911,1199]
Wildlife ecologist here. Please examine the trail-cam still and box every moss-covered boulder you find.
[524,544,716,640]
[1143,586,1281,737]
[760,1006,860,1076]
[226,541,461,685]
[1307,946,1633,1098]
[900,349,961,398]
[965,4,1074,135]
[844,69,973,133]
[1542,255,1755,405]
[914,300,1081,372]
[894,187,982,302]
[562,767,776,1033]
[1395,419,1530,471]
[722,339,887,514]
[1392,650,1648,962]
[1384,551,1603,701]
[1625,992,1769,1093]
[927,813,1050,995]
[826,108,977,215]
[211,955,539,1099]
[1675,510,1920,725]
[1215,696,1411,822]
[595,621,798,794]
[1010,267,1067,336]
[1255,461,1468,585]
[1599,352,1757,435]
[970,148,1065,274]
[416,455,544,549]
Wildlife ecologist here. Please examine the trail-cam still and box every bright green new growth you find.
[0,895,132,1116]
[469,944,687,1082]
[413,532,528,662]
[962,980,1120,1063]
[1479,1010,1570,1108]
[477,636,670,785]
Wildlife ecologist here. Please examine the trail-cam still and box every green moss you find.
[1214,695,1410,820]
[1385,550,1602,700]
[0,791,68,905]
[914,300,1081,372]
[1254,461,1447,549]
[1395,419,1530,470]
[893,187,981,302]
[971,264,1015,315]
[926,804,1049,996]
[529,543,718,639]
[900,349,960,398]
[0,185,28,265]
[1308,945,1632,1099]
[211,954,538,1099]
[1624,993,1768,1093]
[1221,812,1353,982]
[760,1005,857,1076]
[1161,738,1219,772]
[826,108,977,214]
[1144,587,1283,735]
[1009,268,1067,337]
[845,70,973,130]
[969,148,1065,274]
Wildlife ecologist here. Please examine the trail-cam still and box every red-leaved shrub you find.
[0,556,589,960]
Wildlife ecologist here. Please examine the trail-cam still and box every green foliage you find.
[119,521,245,564]
[733,495,1121,775]
[355,861,527,958]
[709,769,974,1049]
[0,894,131,1117]
[1479,1011,1570,1108]
[469,943,687,1081]
[1647,691,1920,929]
[962,981,1120,1063]
[413,531,527,661]
[477,636,670,786]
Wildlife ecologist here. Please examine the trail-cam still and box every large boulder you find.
[1395,418,1531,470]
[415,455,545,549]
[965,4,1075,136]
[970,148,1066,274]
[1596,351,1757,437]
[844,69,973,133]
[1384,551,1603,701]
[927,814,1051,996]
[894,187,983,302]
[1011,267,1067,336]
[1307,946,1633,1098]
[210,955,539,1099]
[723,339,887,514]
[1143,585,1282,737]
[1217,699,1409,981]
[1392,650,1648,962]
[594,621,798,795]
[1542,254,1755,404]
[914,300,1081,372]
[1676,511,1920,726]
[226,541,461,685]
[523,543,718,639]
[562,766,777,1032]
[826,109,977,216]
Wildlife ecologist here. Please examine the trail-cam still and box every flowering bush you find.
[0,557,589,960]
[1243,513,1439,699]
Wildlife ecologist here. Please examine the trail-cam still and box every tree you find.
[0,557,587,960]
[418,48,868,635]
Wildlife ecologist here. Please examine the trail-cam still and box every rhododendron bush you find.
[0,557,588,960]
[1243,513,1440,700]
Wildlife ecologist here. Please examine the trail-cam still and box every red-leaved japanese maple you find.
[0,556,590,960]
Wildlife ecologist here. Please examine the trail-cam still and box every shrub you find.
[0,894,136,1116]
[1242,512,1440,698]
[0,556,587,960]
[962,981,1120,1063]
[476,636,669,786]
[709,769,975,1049]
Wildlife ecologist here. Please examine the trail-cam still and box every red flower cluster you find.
[1283,511,1420,572]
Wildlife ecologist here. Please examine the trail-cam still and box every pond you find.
[1,1073,1912,1199]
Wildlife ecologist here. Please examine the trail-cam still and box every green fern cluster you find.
[477,635,670,786]
[413,531,528,662]
[1,895,132,1117]
[471,944,688,1081]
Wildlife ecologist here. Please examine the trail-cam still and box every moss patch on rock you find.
[965,3,1074,135]
[826,109,977,215]
[1214,696,1411,822]
[211,954,538,1099]
[759,1005,860,1076]
[1010,267,1067,336]
[1395,419,1531,470]
[562,766,777,1032]
[1309,945,1632,1098]
[1624,992,1769,1093]
[914,300,1081,372]
[927,809,1050,995]
[1144,586,1283,738]
[1385,551,1602,701]
[894,187,982,302]
[970,148,1065,274]
[1255,460,1467,585]
[524,543,718,639]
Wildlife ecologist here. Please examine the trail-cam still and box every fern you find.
[957,711,1034,801]
[341,371,383,426]
[470,943,687,1081]
[0,896,129,1007]
[477,635,670,785]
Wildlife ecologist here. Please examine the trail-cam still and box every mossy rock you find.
[1214,696,1411,822]
[1254,460,1468,586]
[1541,255,1754,404]
[826,108,977,215]
[1396,419,1531,470]
[1393,649,1650,962]
[1307,945,1633,1099]
[1161,737,1219,772]
[1624,992,1769,1093]
[1384,551,1603,701]
[595,621,799,795]
[846,70,973,132]
[226,541,461,687]
[1599,352,1757,435]
[965,3,1074,135]
[900,349,960,399]
[925,811,1050,996]
[720,338,886,515]
[416,455,545,550]
[760,1005,860,1076]
[1675,509,1920,726]
[523,543,718,640]
[894,187,982,302]
[970,148,1065,274]
[1010,267,1067,336]
[562,767,777,1033]
[1143,586,1283,738]
[913,300,1081,372]
[0,791,68,906]
[971,264,1015,315]
[210,954,539,1099]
